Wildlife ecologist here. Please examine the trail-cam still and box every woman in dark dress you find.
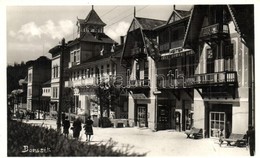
[84,116,94,142]
[62,116,70,137]
[72,117,82,139]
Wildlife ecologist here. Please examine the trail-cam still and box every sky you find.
[6,5,192,65]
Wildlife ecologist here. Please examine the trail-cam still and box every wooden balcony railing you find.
[193,71,237,86]
[200,23,229,39]
[157,71,237,88]
[64,77,96,88]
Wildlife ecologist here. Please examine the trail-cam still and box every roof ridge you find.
[135,16,166,22]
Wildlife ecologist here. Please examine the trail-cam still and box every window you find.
[87,69,90,78]
[52,87,59,99]
[112,64,116,75]
[28,73,32,83]
[144,60,149,79]
[28,88,32,96]
[107,64,110,75]
[91,68,94,77]
[207,49,214,59]
[224,44,234,57]
[76,50,80,61]
[52,65,60,78]
[77,71,80,79]
[136,62,140,80]
[101,65,104,77]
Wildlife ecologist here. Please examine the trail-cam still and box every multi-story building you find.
[64,7,127,124]
[155,8,192,131]
[121,5,254,136]
[121,14,166,129]
[26,56,51,112]
[48,42,70,115]
[183,5,254,138]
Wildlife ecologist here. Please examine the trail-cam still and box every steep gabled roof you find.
[67,32,115,47]
[135,17,166,30]
[228,5,254,49]
[121,17,163,63]
[175,9,191,18]
[166,9,191,24]
[78,9,106,26]
[183,5,254,50]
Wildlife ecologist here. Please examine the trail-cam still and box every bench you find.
[185,127,203,139]
[220,133,247,147]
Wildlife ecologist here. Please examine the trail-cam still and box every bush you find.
[7,120,145,156]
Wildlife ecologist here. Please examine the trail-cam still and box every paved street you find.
[25,119,249,156]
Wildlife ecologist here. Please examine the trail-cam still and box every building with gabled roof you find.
[182,5,254,137]
[121,11,169,129]
[64,6,126,125]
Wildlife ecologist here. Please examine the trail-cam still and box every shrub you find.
[7,120,145,156]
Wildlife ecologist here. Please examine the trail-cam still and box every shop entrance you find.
[137,104,147,127]
[209,112,226,138]
[206,104,232,138]
[157,104,170,130]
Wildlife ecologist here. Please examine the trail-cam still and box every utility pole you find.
[57,38,65,133]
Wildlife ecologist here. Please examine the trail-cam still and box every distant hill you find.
[7,62,28,94]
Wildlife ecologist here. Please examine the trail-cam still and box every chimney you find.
[120,36,125,45]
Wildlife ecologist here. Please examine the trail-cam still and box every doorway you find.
[136,104,147,127]
[157,104,170,130]
[209,112,226,138]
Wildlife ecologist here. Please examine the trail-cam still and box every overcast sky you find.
[6,5,192,65]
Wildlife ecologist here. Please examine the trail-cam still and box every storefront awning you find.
[131,93,150,104]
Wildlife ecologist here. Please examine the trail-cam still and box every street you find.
[24,119,249,156]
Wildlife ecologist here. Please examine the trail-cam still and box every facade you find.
[64,7,127,124]
[183,5,254,138]
[121,15,166,129]
[40,80,51,112]
[121,5,254,136]
[48,43,70,114]
[156,8,192,131]
[26,56,51,112]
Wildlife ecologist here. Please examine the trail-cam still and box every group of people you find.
[62,115,94,142]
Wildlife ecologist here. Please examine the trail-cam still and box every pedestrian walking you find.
[246,125,255,156]
[71,116,82,139]
[84,116,94,142]
[62,116,70,137]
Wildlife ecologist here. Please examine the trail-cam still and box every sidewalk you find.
[24,119,250,156]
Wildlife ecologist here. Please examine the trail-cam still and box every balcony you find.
[200,23,229,41]
[127,79,150,88]
[64,78,96,88]
[157,71,237,89]
[157,77,195,89]
[193,71,237,87]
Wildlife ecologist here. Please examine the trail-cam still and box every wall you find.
[128,93,135,127]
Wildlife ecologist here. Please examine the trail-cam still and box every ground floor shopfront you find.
[127,89,194,131]
[193,88,249,138]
